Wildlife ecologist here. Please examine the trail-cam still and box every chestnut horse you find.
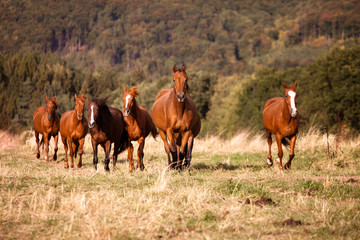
[60,94,88,169]
[32,96,60,162]
[152,64,201,170]
[88,97,128,171]
[262,82,299,170]
[122,86,158,172]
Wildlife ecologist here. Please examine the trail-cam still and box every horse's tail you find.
[118,127,129,155]
[150,120,159,140]
[281,138,290,149]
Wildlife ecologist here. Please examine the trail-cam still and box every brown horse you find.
[60,94,88,169]
[122,86,158,172]
[87,97,128,171]
[262,82,299,170]
[32,96,60,162]
[152,64,201,170]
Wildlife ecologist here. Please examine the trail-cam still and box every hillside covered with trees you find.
[0,0,359,136]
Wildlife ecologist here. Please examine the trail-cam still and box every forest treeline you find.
[0,0,360,136]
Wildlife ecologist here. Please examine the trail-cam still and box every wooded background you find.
[0,0,359,136]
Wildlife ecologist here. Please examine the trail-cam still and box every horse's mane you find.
[91,97,111,114]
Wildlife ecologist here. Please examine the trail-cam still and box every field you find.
[0,129,359,239]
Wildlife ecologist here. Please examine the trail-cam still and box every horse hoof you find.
[77,164,82,168]
[53,155,57,161]
[36,153,40,159]
[267,159,273,167]
[64,164,69,169]
[284,164,291,170]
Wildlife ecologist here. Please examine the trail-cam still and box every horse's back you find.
[155,88,172,101]
[33,106,46,131]
[60,110,74,134]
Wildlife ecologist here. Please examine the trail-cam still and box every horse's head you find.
[172,64,189,103]
[45,96,58,121]
[74,94,86,121]
[123,86,139,117]
[87,100,99,129]
[282,82,298,118]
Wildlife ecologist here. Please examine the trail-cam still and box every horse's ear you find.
[173,64,177,73]
[46,96,49,102]
[293,82,297,89]
[53,96,56,101]
[81,94,86,100]
[182,64,186,73]
[75,93,78,100]
[123,86,127,93]
[282,83,287,89]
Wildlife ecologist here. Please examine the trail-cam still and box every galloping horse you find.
[32,96,60,162]
[262,82,299,170]
[152,64,201,170]
[60,94,88,169]
[87,97,128,171]
[122,86,158,172]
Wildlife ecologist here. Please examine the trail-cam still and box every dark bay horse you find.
[60,94,88,169]
[88,97,128,171]
[122,86,158,172]
[32,96,60,162]
[262,82,299,170]
[152,64,201,170]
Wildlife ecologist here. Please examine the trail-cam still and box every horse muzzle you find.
[290,108,297,118]
[88,121,95,129]
[177,92,185,103]
[124,109,130,117]
[77,114,83,121]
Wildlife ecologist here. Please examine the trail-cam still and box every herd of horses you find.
[32,64,299,172]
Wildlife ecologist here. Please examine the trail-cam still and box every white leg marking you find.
[267,159,272,165]
[276,158,280,163]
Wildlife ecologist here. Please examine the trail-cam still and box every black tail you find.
[281,138,290,149]
[118,127,129,155]
[150,120,159,139]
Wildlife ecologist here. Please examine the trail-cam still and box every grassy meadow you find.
[0,129,359,239]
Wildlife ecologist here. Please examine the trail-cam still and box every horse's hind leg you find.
[137,137,145,171]
[285,135,296,170]
[275,133,283,170]
[112,142,120,170]
[35,131,40,159]
[266,130,273,167]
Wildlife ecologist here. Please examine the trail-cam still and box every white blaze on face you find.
[288,91,297,112]
[125,95,131,109]
[90,105,95,125]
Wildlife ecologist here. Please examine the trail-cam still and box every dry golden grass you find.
[1,129,360,239]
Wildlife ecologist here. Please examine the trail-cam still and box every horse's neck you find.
[280,98,291,122]
[72,109,80,124]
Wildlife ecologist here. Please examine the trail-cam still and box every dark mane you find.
[91,97,111,115]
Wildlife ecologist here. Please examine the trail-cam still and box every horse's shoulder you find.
[33,106,46,117]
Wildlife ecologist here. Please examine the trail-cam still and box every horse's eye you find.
[173,79,175,82]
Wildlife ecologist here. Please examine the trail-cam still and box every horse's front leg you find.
[77,137,85,168]
[166,129,178,168]
[91,138,98,170]
[137,137,145,171]
[128,142,134,172]
[35,131,40,159]
[180,131,191,170]
[53,133,59,161]
[266,130,273,167]
[44,133,50,162]
[68,138,75,168]
[62,136,69,168]
[285,135,296,170]
[104,141,111,171]
[159,130,173,169]
[275,133,283,171]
